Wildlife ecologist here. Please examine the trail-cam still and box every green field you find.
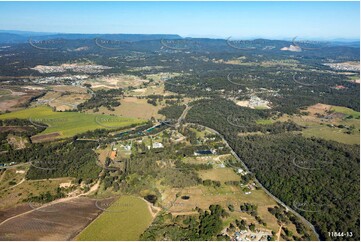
[302,124,359,145]
[330,106,360,119]
[255,119,274,125]
[76,196,153,241]
[0,106,145,138]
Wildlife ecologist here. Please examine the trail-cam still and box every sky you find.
[0,1,359,40]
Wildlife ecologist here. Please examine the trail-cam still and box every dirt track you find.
[0,181,102,240]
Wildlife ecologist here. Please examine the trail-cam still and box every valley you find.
[0,30,359,241]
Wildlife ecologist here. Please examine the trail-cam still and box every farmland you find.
[89,97,165,120]
[76,196,153,241]
[258,103,360,144]
[0,20,359,241]
[0,105,145,140]
[0,197,103,241]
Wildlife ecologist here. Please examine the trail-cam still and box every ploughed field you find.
[0,197,107,241]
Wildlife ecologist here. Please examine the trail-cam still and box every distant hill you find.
[0,33,28,43]
[0,30,57,36]
[329,41,360,48]
[0,30,182,43]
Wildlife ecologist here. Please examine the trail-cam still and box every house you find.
[109,150,117,160]
[335,85,346,90]
[237,168,244,174]
[152,142,164,149]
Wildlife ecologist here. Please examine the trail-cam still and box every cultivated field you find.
[76,196,153,241]
[0,105,145,141]
[0,197,103,241]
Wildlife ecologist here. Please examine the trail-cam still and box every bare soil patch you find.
[0,197,104,241]
[31,132,61,143]
[0,204,32,224]
[0,86,43,112]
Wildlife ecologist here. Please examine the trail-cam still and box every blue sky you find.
[0,1,359,39]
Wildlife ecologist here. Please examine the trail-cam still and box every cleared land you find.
[49,93,92,111]
[7,134,29,149]
[0,106,145,140]
[88,97,165,120]
[36,85,92,111]
[0,86,43,112]
[76,196,153,241]
[0,164,72,210]
[0,197,102,241]
[86,74,148,90]
[124,72,181,96]
[262,103,360,144]
[198,167,241,183]
[162,184,281,231]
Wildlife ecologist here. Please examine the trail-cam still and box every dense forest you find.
[158,104,186,120]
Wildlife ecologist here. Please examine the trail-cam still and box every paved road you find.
[176,104,191,128]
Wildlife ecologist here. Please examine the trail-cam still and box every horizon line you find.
[1,29,360,42]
